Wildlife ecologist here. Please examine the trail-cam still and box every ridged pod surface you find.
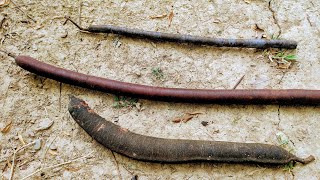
[68,96,314,165]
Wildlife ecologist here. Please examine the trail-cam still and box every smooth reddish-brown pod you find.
[68,96,315,165]
[14,55,320,105]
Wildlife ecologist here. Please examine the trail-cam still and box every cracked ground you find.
[1,0,320,179]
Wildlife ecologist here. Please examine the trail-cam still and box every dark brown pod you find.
[68,96,315,165]
[15,55,320,105]
[66,17,297,49]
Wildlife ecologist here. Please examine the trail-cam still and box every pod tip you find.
[64,16,86,31]
[296,155,315,164]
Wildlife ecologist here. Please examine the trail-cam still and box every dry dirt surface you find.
[1,0,320,179]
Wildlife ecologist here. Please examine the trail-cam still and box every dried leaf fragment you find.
[150,13,167,19]
[64,166,81,172]
[277,60,292,69]
[18,133,26,145]
[1,120,12,133]
[48,149,58,155]
[172,112,203,123]
[186,112,204,116]
[268,55,274,62]
[172,114,193,123]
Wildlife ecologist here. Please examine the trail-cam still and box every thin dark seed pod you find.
[68,96,315,165]
[13,55,320,105]
[65,17,297,49]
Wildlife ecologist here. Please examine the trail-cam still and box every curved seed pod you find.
[14,55,320,105]
[68,96,315,165]
[65,17,297,49]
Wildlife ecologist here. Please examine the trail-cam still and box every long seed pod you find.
[65,17,297,49]
[11,55,320,105]
[68,96,315,165]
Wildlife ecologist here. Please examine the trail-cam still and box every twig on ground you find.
[277,71,287,85]
[78,0,82,27]
[10,0,36,23]
[111,151,122,180]
[21,151,93,180]
[268,0,281,38]
[9,141,37,180]
[232,75,245,89]
[42,135,57,160]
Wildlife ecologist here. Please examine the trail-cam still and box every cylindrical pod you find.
[66,17,297,49]
[68,96,314,165]
[14,55,320,105]
[87,25,297,49]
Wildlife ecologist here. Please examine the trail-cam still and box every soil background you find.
[1,0,320,179]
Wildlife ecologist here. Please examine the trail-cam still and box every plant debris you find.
[232,75,245,89]
[113,95,138,109]
[264,50,297,69]
[283,161,295,172]
[64,166,81,172]
[21,152,93,180]
[18,134,26,145]
[172,112,204,123]
[150,13,167,19]
[1,120,12,133]
[276,132,289,146]
[254,24,264,32]
[277,60,292,69]
[151,67,164,80]
[168,10,174,27]
[48,149,58,156]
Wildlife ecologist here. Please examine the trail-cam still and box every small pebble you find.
[50,144,57,150]
[36,118,54,131]
[34,139,42,150]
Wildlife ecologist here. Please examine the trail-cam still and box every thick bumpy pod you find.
[68,96,315,165]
